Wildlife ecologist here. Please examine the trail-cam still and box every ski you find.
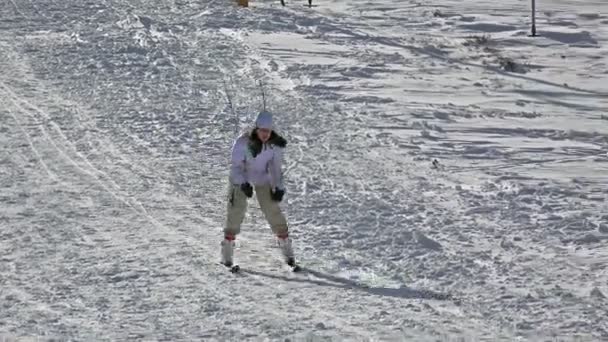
[280,0,314,7]
[286,257,302,272]
[219,262,241,273]
[220,261,301,273]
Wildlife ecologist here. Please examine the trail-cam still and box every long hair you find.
[248,128,287,158]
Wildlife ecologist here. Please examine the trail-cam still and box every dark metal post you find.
[530,0,538,36]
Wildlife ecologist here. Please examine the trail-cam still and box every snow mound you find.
[414,231,443,251]
[458,23,518,33]
[541,30,599,47]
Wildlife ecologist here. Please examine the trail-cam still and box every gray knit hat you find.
[255,111,273,129]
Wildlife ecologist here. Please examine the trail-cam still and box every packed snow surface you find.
[1,0,607,340]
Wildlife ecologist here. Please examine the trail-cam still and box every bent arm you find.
[270,147,285,190]
[230,138,247,185]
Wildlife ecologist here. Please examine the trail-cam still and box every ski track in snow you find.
[1,0,607,341]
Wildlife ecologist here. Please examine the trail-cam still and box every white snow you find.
[1,0,607,341]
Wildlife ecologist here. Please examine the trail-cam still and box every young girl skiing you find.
[221,111,296,269]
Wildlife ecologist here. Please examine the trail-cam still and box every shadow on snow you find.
[242,266,453,301]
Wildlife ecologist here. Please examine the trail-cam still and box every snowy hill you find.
[1,0,607,340]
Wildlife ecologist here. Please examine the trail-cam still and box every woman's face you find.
[256,128,271,143]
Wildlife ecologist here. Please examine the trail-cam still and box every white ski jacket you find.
[229,132,286,190]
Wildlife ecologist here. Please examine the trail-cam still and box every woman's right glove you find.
[240,182,253,198]
[270,187,285,202]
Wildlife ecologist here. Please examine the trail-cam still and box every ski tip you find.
[220,262,240,273]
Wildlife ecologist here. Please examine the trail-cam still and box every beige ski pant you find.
[224,183,288,237]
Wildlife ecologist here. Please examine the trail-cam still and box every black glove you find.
[240,183,253,198]
[270,187,285,202]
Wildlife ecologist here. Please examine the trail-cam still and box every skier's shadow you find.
[242,267,452,301]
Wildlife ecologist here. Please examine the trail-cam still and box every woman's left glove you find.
[270,187,285,202]
[240,182,253,198]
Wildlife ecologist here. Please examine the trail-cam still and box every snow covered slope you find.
[1,0,607,340]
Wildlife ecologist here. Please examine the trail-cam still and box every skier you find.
[221,110,296,270]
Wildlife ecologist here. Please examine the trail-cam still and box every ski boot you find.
[277,234,300,271]
[221,235,239,273]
